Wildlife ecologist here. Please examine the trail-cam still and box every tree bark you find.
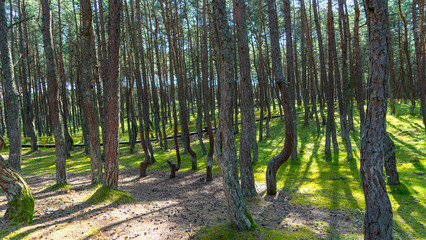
[325,0,339,160]
[0,0,21,172]
[212,0,256,231]
[202,0,214,181]
[81,0,103,185]
[0,137,34,224]
[383,133,400,185]
[361,0,393,238]
[266,0,295,195]
[103,0,121,189]
[233,0,257,197]
[41,0,67,184]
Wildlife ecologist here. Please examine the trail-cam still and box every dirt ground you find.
[0,169,360,239]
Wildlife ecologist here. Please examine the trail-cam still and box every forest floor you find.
[0,168,361,240]
[0,103,424,239]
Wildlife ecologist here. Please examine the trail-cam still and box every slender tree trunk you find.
[57,0,72,156]
[202,0,214,181]
[81,0,103,185]
[361,1,393,238]
[1,0,21,172]
[233,0,257,197]
[412,0,426,132]
[103,0,121,189]
[266,0,295,195]
[325,0,339,160]
[41,0,67,184]
[399,0,416,114]
[17,0,38,153]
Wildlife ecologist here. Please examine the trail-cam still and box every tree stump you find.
[383,133,400,185]
[0,137,34,224]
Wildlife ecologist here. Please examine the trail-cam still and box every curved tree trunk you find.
[361,0,393,238]
[212,0,256,231]
[0,137,34,224]
[265,0,295,196]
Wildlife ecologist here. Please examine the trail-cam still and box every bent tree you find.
[212,0,256,231]
[0,137,34,224]
[265,0,295,195]
[361,0,393,238]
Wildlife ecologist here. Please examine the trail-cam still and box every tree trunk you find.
[103,0,121,189]
[81,0,103,185]
[202,0,214,181]
[0,137,34,224]
[41,0,67,184]
[383,133,399,185]
[325,0,339,160]
[212,0,256,231]
[361,1,393,238]
[233,0,257,197]
[0,0,22,172]
[265,0,295,195]
[412,0,426,132]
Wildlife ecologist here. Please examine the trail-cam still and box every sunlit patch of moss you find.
[190,223,316,240]
[86,187,134,204]
[43,183,72,192]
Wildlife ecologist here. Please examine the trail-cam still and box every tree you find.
[233,0,257,197]
[361,0,393,238]
[103,0,121,189]
[265,0,295,195]
[325,0,339,160]
[202,0,214,181]
[212,0,256,230]
[41,0,67,184]
[0,137,34,224]
[0,0,21,171]
[81,0,103,184]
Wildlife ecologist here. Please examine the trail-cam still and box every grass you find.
[1,102,424,239]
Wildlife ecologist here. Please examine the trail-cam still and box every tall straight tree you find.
[265,0,295,195]
[361,0,393,238]
[353,0,365,131]
[103,0,121,189]
[412,0,426,133]
[81,0,103,184]
[325,0,339,160]
[283,0,297,160]
[0,0,21,171]
[41,0,67,184]
[233,0,257,197]
[212,0,256,230]
[202,0,214,181]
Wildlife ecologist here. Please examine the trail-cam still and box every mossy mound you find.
[43,183,72,192]
[86,187,134,204]
[190,223,315,240]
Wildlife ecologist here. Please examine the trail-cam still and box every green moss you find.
[43,183,72,192]
[8,185,34,225]
[190,223,315,240]
[244,208,258,230]
[86,187,134,204]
